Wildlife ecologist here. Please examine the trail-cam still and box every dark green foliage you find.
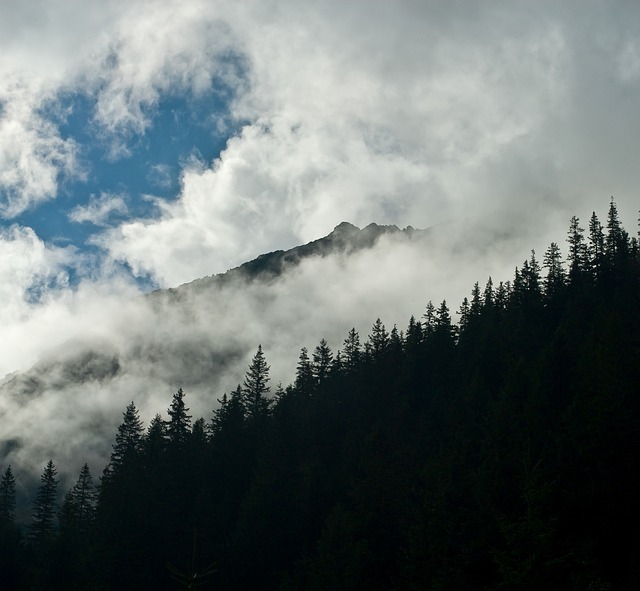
[294,346,314,392]
[312,338,333,385]
[29,460,59,544]
[589,211,605,279]
[58,463,96,536]
[0,465,16,523]
[242,344,271,419]
[106,401,144,475]
[543,241,566,298]
[6,201,640,590]
[0,465,21,588]
[342,327,361,372]
[368,317,389,358]
[167,387,192,446]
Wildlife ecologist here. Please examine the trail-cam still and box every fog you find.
[0,219,552,488]
[1,1,640,492]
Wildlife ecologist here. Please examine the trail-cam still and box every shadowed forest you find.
[1,200,640,590]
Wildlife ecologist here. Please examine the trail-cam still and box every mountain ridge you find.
[155,221,426,299]
[1,221,429,404]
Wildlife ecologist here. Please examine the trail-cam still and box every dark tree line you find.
[2,199,640,589]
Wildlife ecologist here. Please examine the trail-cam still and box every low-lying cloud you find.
[0,222,552,489]
[2,0,640,494]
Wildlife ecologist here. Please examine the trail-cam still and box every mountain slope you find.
[0,221,431,483]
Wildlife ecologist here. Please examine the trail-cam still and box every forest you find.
[1,199,639,590]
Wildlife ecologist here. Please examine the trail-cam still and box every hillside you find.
[1,201,639,590]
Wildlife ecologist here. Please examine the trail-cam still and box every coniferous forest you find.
[2,200,640,590]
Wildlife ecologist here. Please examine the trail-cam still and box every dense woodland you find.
[1,200,640,589]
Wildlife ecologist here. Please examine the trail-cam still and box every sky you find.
[2,0,640,484]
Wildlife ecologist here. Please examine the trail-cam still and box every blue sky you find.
[1,0,640,375]
[10,72,241,289]
[4,0,640,482]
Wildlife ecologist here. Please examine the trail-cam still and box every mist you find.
[2,1,640,494]
[0,217,555,489]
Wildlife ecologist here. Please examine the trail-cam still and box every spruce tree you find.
[29,460,58,544]
[312,339,333,385]
[59,463,96,537]
[295,347,314,392]
[109,402,144,473]
[342,328,361,373]
[567,215,587,281]
[0,466,16,523]
[144,413,168,459]
[589,211,605,280]
[457,298,471,332]
[483,277,494,309]
[470,282,483,317]
[368,318,390,359]
[242,345,271,419]
[167,388,192,446]
[543,242,565,298]
[423,302,437,337]
[405,316,423,349]
[435,300,456,340]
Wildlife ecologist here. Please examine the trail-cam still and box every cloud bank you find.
[1,1,640,486]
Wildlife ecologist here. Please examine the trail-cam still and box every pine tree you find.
[342,328,361,373]
[589,211,605,280]
[59,463,96,537]
[483,277,494,310]
[212,385,246,436]
[567,215,587,281]
[108,402,144,473]
[295,347,314,392]
[605,197,629,267]
[312,339,333,385]
[457,298,470,332]
[495,281,509,310]
[167,388,192,446]
[435,300,456,340]
[29,460,58,544]
[0,466,16,523]
[423,301,437,337]
[523,250,541,294]
[0,465,19,589]
[469,282,483,318]
[242,345,271,419]
[144,413,168,459]
[405,316,423,349]
[543,242,566,298]
[368,318,390,358]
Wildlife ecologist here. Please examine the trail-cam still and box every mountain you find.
[4,203,640,590]
[0,221,430,483]
[151,221,424,297]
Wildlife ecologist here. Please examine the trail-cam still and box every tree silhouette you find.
[167,388,192,447]
[242,345,271,419]
[295,347,314,393]
[59,463,96,537]
[312,339,333,385]
[107,402,144,475]
[0,466,16,523]
[29,460,58,544]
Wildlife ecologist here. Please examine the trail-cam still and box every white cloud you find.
[69,192,128,226]
[0,83,83,216]
[0,225,72,323]
[3,0,640,484]
[91,0,582,286]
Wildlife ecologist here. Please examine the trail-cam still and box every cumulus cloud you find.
[69,192,128,226]
[0,224,530,487]
[0,84,83,216]
[93,0,640,286]
[2,0,640,489]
